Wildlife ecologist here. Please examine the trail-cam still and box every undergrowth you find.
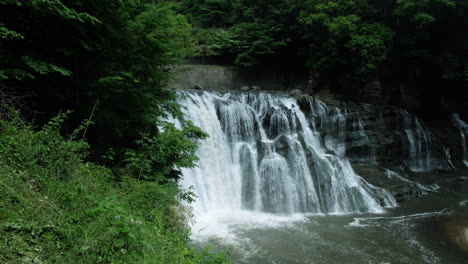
[0,111,229,264]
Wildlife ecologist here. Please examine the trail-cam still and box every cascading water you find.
[400,109,432,172]
[347,116,377,165]
[451,113,468,167]
[177,91,395,226]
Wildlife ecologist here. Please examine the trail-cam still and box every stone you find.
[289,89,303,97]
[240,86,250,91]
[360,79,385,104]
[194,84,203,90]
[307,73,319,93]
[252,85,262,91]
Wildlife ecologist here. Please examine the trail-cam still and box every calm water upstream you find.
[192,181,468,264]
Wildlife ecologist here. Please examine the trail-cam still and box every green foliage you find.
[0,111,88,183]
[22,56,71,77]
[0,0,196,153]
[0,113,230,263]
[180,0,468,100]
[231,21,288,66]
[0,24,23,40]
[0,2,224,262]
[0,0,99,80]
[181,0,300,66]
[346,23,394,73]
[0,69,34,80]
[126,2,194,75]
[123,122,208,181]
[413,11,436,24]
[299,0,393,76]
[181,0,232,27]
[25,0,100,23]
[394,0,455,25]
[192,27,238,60]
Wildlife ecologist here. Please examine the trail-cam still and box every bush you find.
[0,113,229,264]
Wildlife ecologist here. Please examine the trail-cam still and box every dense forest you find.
[180,0,467,115]
[0,0,467,263]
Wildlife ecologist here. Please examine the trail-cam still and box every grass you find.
[0,111,229,264]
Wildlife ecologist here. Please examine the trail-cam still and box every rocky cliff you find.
[296,93,468,202]
[170,64,468,202]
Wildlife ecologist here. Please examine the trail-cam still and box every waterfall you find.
[400,110,432,172]
[347,116,377,165]
[451,113,468,167]
[177,91,395,218]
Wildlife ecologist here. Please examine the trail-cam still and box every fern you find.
[0,69,34,80]
[26,0,100,24]
[21,56,71,76]
[0,24,23,40]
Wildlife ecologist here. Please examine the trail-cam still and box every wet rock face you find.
[304,96,405,169]
[311,95,466,173]
[289,89,303,98]
[240,86,250,91]
[342,103,402,167]
[302,94,468,202]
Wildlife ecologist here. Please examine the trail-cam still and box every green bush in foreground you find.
[0,113,229,264]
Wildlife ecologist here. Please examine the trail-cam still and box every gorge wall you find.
[168,64,308,92]
[170,64,468,204]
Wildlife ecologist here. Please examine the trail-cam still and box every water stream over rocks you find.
[171,90,468,263]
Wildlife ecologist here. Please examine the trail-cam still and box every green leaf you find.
[414,12,435,24]
[0,69,34,80]
[0,25,23,40]
[21,56,71,76]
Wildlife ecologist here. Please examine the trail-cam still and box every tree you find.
[0,0,203,179]
[299,0,393,82]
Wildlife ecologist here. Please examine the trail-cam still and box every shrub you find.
[0,113,229,264]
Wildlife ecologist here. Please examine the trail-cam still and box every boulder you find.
[252,85,262,91]
[194,84,203,90]
[240,86,250,91]
[289,89,303,97]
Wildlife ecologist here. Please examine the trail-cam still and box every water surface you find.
[193,181,468,264]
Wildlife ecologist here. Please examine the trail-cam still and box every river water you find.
[192,181,468,263]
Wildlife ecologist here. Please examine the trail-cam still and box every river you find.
[193,181,468,263]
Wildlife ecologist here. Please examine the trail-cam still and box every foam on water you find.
[191,209,308,242]
[347,209,452,228]
[347,209,454,264]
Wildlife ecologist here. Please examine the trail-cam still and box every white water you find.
[347,116,377,165]
[451,113,468,167]
[385,169,440,194]
[400,109,432,172]
[176,91,396,239]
